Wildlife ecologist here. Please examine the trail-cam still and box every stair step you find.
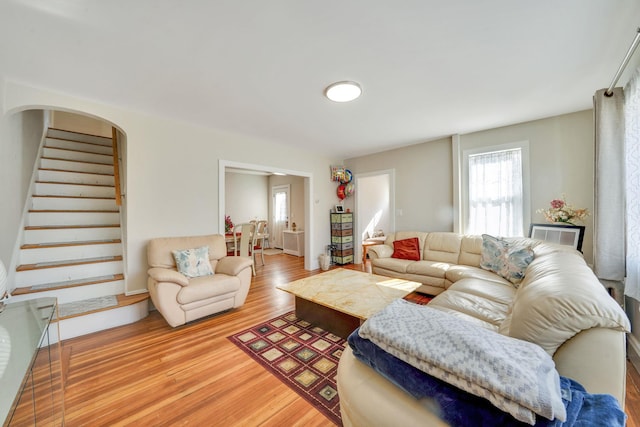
[47,128,113,146]
[17,255,123,271]
[19,239,123,264]
[32,196,116,211]
[56,294,149,321]
[40,158,114,175]
[39,169,115,186]
[25,224,120,230]
[35,181,115,198]
[12,273,125,294]
[45,137,114,155]
[23,225,121,245]
[21,239,121,249]
[28,210,119,227]
[43,147,113,165]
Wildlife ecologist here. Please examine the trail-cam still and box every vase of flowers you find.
[224,215,234,233]
[537,196,589,225]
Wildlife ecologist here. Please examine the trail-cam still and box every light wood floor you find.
[61,255,640,426]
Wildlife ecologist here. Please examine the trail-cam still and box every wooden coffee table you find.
[276,268,421,338]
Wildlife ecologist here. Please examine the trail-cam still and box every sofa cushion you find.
[392,238,421,261]
[458,235,483,266]
[373,257,414,274]
[445,265,511,286]
[172,246,214,278]
[148,234,227,269]
[428,280,515,329]
[480,234,534,285]
[506,250,630,355]
[177,274,241,305]
[406,260,451,278]
[423,232,462,264]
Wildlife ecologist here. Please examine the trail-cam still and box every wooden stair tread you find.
[17,255,123,271]
[55,294,149,321]
[11,274,125,295]
[41,156,113,166]
[35,180,115,188]
[33,195,116,200]
[25,224,120,230]
[48,127,113,141]
[21,239,121,249]
[44,146,113,156]
[39,167,114,177]
[29,209,119,213]
[46,137,112,148]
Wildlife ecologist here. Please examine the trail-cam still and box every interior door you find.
[272,185,290,249]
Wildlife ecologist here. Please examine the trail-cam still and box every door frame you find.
[219,159,314,270]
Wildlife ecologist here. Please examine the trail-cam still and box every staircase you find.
[11,128,148,341]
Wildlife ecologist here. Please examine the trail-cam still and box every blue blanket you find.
[348,329,626,426]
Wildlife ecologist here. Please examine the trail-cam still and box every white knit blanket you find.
[358,299,566,425]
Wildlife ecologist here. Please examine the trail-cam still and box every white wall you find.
[356,173,391,239]
[346,137,454,232]
[0,108,45,270]
[2,81,340,294]
[225,172,269,225]
[345,110,595,263]
[51,110,112,137]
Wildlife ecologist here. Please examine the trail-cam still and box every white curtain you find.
[467,148,523,236]
[625,69,640,300]
[593,88,626,281]
[272,190,287,248]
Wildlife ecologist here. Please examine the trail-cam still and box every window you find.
[462,142,529,237]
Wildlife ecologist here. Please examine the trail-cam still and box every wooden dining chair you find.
[253,220,268,267]
[233,223,256,275]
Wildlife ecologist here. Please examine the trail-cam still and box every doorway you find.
[354,170,395,263]
[271,184,290,249]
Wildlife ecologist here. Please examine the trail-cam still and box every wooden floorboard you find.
[61,256,640,426]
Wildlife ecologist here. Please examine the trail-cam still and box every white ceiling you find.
[1,1,639,158]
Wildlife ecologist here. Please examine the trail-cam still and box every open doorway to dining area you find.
[219,160,311,272]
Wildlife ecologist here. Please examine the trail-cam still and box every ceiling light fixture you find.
[324,81,362,102]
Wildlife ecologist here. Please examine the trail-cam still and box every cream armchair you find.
[147,234,253,327]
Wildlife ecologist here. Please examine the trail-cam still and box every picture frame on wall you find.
[528,223,585,252]
[335,205,345,213]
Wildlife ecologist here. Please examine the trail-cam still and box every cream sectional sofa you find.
[337,231,630,426]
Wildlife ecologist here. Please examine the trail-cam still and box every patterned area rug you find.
[228,312,345,425]
[228,294,433,425]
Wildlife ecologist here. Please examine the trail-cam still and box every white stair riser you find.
[28,211,119,227]
[21,243,122,264]
[45,138,113,155]
[35,182,115,198]
[47,129,112,146]
[43,147,113,165]
[32,197,116,210]
[39,170,114,186]
[8,280,125,305]
[40,158,114,175]
[15,260,123,287]
[24,227,121,244]
[57,300,149,341]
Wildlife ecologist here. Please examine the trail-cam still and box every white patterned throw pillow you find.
[480,234,534,286]
[172,246,214,278]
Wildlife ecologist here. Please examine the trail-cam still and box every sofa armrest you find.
[148,267,189,287]
[368,245,393,260]
[216,256,253,276]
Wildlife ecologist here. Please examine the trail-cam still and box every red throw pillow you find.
[391,237,421,261]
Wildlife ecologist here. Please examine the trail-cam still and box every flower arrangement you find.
[224,215,234,233]
[537,196,589,225]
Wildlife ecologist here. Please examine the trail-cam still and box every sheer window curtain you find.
[625,68,640,300]
[467,149,523,236]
